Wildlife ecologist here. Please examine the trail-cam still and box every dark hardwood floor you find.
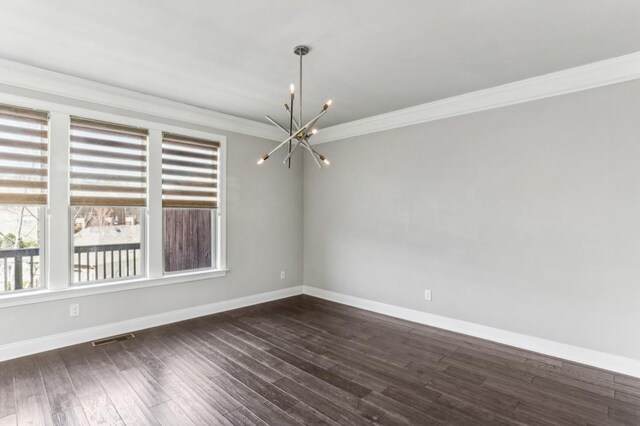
[1,295,639,425]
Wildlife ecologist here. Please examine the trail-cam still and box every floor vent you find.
[91,333,135,347]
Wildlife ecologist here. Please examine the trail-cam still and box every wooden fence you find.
[164,209,212,272]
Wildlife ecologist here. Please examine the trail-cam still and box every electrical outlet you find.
[424,290,432,301]
[69,304,80,317]
[280,270,286,280]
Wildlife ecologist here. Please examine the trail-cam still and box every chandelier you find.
[258,45,331,168]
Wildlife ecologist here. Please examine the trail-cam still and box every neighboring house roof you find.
[74,225,140,246]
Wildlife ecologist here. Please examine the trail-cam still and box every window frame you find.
[0,102,50,295]
[66,116,150,286]
[160,131,222,275]
[0,204,47,295]
[0,96,227,304]
[69,206,147,286]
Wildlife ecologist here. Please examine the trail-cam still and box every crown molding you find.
[0,58,282,141]
[312,51,640,144]
[3,51,640,145]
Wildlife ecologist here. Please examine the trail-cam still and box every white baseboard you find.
[303,285,640,378]
[4,283,638,379]
[0,285,302,362]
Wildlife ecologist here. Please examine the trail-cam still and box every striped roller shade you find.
[70,117,148,206]
[162,132,219,209]
[0,104,49,205]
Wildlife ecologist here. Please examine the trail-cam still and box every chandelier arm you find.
[284,104,301,130]
[302,103,331,133]
[266,115,289,134]
[301,135,328,164]
[288,92,294,169]
[302,108,328,131]
[304,116,323,134]
[282,108,327,140]
[282,139,302,164]
[262,80,329,165]
[300,139,323,168]
[265,132,304,159]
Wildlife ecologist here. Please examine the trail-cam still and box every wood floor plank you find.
[483,375,609,423]
[267,346,371,398]
[82,347,160,425]
[271,361,386,423]
[223,321,337,370]
[103,344,138,371]
[3,295,638,426]
[121,338,173,379]
[285,403,341,426]
[57,347,102,398]
[273,377,369,426]
[615,374,640,390]
[0,415,17,426]
[149,400,196,426]
[427,373,520,413]
[161,354,241,416]
[0,361,16,420]
[16,394,53,426]
[210,373,300,426]
[119,367,170,408]
[433,394,533,426]
[51,405,89,426]
[36,352,87,424]
[13,357,45,401]
[328,364,392,393]
[151,373,232,425]
[223,406,268,426]
[165,328,296,413]
[76,390,124,426]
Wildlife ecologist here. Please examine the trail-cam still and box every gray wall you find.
[304,79,640,360]
[0,86,303,346]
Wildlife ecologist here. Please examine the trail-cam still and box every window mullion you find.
[48,112,70,290]
[147,129,163,278]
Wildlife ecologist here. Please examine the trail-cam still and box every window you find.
[0,105,48,292]
[0,99,226,302]
[69,117,147,283]
[162,132,219,273]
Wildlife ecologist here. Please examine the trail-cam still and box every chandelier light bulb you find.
[311,128,318,135]
[323,99,333,110]
[319,155,330,165]
[290,84,295,94]
[257,154,269,165]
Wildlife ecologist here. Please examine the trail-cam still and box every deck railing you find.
[0,242,142,290]
[0,247,40,291]
[74,243,141,282]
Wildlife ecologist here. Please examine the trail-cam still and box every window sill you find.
[0,268,229,308]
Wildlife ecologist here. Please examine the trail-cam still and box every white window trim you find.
[0,91,228,303]
[0,268,229,308]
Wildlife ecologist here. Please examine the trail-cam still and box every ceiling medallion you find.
[258,45,331,168]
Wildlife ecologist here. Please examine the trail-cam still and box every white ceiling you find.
[0,1,639,128]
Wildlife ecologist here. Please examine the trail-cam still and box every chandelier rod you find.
[288,79,294,169]
[299,50,303,127]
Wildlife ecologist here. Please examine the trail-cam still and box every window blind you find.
[0,104,49,205]
[162,132,219,209]
[70,117,148,207]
